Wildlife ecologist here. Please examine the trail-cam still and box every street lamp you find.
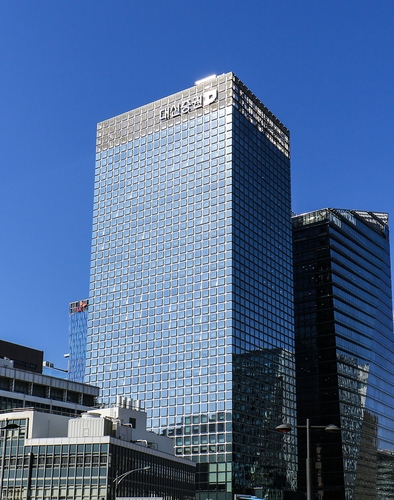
[276,419,340,500]
[112,466,150,499]
[0,421,20,497]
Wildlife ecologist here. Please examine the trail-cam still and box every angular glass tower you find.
[87,73,296,500]
[292,209,394,500]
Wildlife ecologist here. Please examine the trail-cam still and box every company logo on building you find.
[160,89,218,120]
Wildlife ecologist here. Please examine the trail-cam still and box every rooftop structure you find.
[0,339,43,374]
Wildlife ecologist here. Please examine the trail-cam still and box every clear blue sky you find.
[1,1,393,369]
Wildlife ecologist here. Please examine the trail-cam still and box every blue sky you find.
[1,1,393,369]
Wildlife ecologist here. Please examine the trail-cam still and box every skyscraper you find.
[87,73,296,500]
[68,299,89,382]
[292,209,394,500]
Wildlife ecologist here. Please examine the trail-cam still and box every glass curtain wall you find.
[293,209,394,500]
[87,73,296,500]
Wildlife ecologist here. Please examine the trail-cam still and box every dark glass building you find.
[0,339,43,373]
[86,72,296,500]
[292,209,394,500]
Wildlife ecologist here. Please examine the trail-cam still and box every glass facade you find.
[87,73,296,500]
[69,300,89,383]
[292,209,394,500]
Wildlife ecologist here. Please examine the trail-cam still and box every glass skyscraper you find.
[69,299,89,383]
[86,73,296,500]
[293,209,394,500]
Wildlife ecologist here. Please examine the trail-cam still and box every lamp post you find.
[276,420,340,500]
[112,466,150,500]
[0,421,20,498]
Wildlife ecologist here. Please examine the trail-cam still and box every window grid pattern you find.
[293,208,394,499]
[87,74,296,500]
[1,419,194,500]
[69,300,89,383]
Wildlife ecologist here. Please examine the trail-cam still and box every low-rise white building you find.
[0,404,195,500]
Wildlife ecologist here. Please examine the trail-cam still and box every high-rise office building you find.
[87,73,296,499]
[69,300,89,382]
[292,209,394,500]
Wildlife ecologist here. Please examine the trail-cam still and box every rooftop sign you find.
[160,89,218,121]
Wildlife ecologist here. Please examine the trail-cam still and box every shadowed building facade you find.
[292,209,394,500]
[86,73,296,500]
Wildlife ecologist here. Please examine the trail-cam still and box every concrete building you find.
[0,340,43,374]
[0,341,98,417]
[0,404,195,500]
